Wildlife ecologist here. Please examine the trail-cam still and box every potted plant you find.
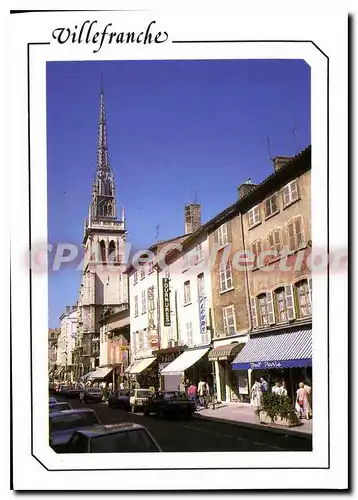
[256,393,300,427]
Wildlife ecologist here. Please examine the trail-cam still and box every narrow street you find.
[56,395,312,452]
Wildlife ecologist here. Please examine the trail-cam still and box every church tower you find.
[74,85,129,376]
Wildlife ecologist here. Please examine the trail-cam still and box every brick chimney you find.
[185,203,201,234]
[237,179,258,200]
[273,155,293,172]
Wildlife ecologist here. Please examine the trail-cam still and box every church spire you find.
[97,83,110,172]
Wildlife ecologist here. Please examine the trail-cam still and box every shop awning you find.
[232,329,312,370]
[54,367,64,377]
[161,347,210,375]
[81,370,96,381]
[90,367,113,379]
[208,342,245,361]
[125,357,156,375]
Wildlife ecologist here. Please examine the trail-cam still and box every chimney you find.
[237,179,258,200]
[273,155,293,172]
[185,203,201,234]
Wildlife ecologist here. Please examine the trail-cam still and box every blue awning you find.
[232,329,312,370]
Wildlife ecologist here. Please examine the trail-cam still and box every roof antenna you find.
[266,136,273,161]
[155,224,160,242]
[292,124,298,155]
[194,189,200,204]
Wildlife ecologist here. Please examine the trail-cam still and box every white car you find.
[129,389,153,413]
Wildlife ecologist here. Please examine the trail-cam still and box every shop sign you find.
[250,361,282,369]
[162,278,171,326]
[148,286,155,330]
[198,296,207,335]
[148,329,159,350]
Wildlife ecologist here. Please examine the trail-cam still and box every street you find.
[55,395,312,452]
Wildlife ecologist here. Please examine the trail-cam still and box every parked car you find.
[57,385,70,396]
[66,423,161,453]
[49,396,57,404]
[49,401,73,413]
[143,391,195,419]
[66,387,81,399]
[129,388,153,413]
[49,409,102,453]
[107,390,131,410]
[83,387,103,403]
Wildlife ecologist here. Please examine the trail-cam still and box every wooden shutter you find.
[226,220,232,243]
[271,194,278,213]
[268,232,274,250]
[265,199,270,218]
[248,210,254,227]
[295,218,304,247]
[308,276,312,303]
[222,308,228,335]
[274,229,281,252]
[250,297,258,328]
[291,180,299,200]
[266,291,275,324]
[287,222,295,251]
[283,185,291,206]
[254,205,261,223]
[285,284,296,320]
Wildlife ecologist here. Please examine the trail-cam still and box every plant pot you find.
[259,410,300,427]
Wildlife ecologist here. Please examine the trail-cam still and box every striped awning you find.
[208,343,245,361]
[232,329,312,370]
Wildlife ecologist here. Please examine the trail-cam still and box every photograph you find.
[8,4,348,491]
[47,59,313,454]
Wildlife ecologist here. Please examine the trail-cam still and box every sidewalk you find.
[193,402,312,439]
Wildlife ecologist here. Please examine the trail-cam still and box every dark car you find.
[49,408,102,453]
[83,387,103,403]
[58,385,70,396]
[66,387,81,399]
[107,390,131,409]
[143,391,195,419]
[66,423,162,453]
[49,402,73,413]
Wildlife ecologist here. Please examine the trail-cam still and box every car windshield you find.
[50,412,100,433]
[137,390,152,398]
[118,391,130,396]
[90,430,159,453]
[87,388,101,393]
[163,392,188,400]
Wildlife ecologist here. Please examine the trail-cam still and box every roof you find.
[77,423,144,437]
[49,408,97,419]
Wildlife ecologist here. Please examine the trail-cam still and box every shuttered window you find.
[186,322,193,346]
[219,260,233,292]
[274,285,295,322]
[248,205,261,227]
[222,306,236,336]
[264,194,278,218]
[250,297,258,328]
[258,292,275,326]
[184,281,191,305]
[295,279,312,318]
[217,223,229,247]
[134,295,139,317]
[252,240,263,268]
[286,217,305,251]
[141,290,147,314]
[282,179,300,206]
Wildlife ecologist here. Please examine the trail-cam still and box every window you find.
[222,306,236,336]
[134,295,139,317]
[257,292,275,326]
[264,194,279,218]
[99,240,106,263]
[286,217,305,251]
[148,260,154,274]
[248,205,261,228]
[251,240,263,268]
[283,180,299,207]
[295,279,312,318]
[108,240,116,263]
[219,260,233,292]
[266,229,282,263]
[197,273,205,297]
[217,223,228,247]
[140,266,146,280]
[115,346,120,363]
[197,243,203,261]
[186,322,193,346]
[184,281,191,305]
[134,272,138,285]
[183,253,189,271]
[141,290,147,314]
[274,285,295,322]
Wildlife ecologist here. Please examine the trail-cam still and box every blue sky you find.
[47,59,310,327]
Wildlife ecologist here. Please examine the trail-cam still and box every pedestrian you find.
[303,381,312,419]
[278,381,288,397]
[271,381,280,395]
[119,380,125,390]
[260,377,268,393]
[296,382,310,419]
[79,386,85,402]
[197,378,209,408]
[187,380,198,407]
[250,379,263,418]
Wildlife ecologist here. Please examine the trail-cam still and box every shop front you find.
[160,347,211,392]
[124,356,158,389]
[154,346,185,391]
[208,341,247,403]
[232,327,312,402]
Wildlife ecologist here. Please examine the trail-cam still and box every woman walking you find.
[250,379,263,419]
[296,382,311,419]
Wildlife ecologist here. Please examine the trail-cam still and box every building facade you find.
[73,86,128,379]
[57,305,77,382]
[48,328,60,379]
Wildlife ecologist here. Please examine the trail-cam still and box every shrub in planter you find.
[255,392,300,426]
